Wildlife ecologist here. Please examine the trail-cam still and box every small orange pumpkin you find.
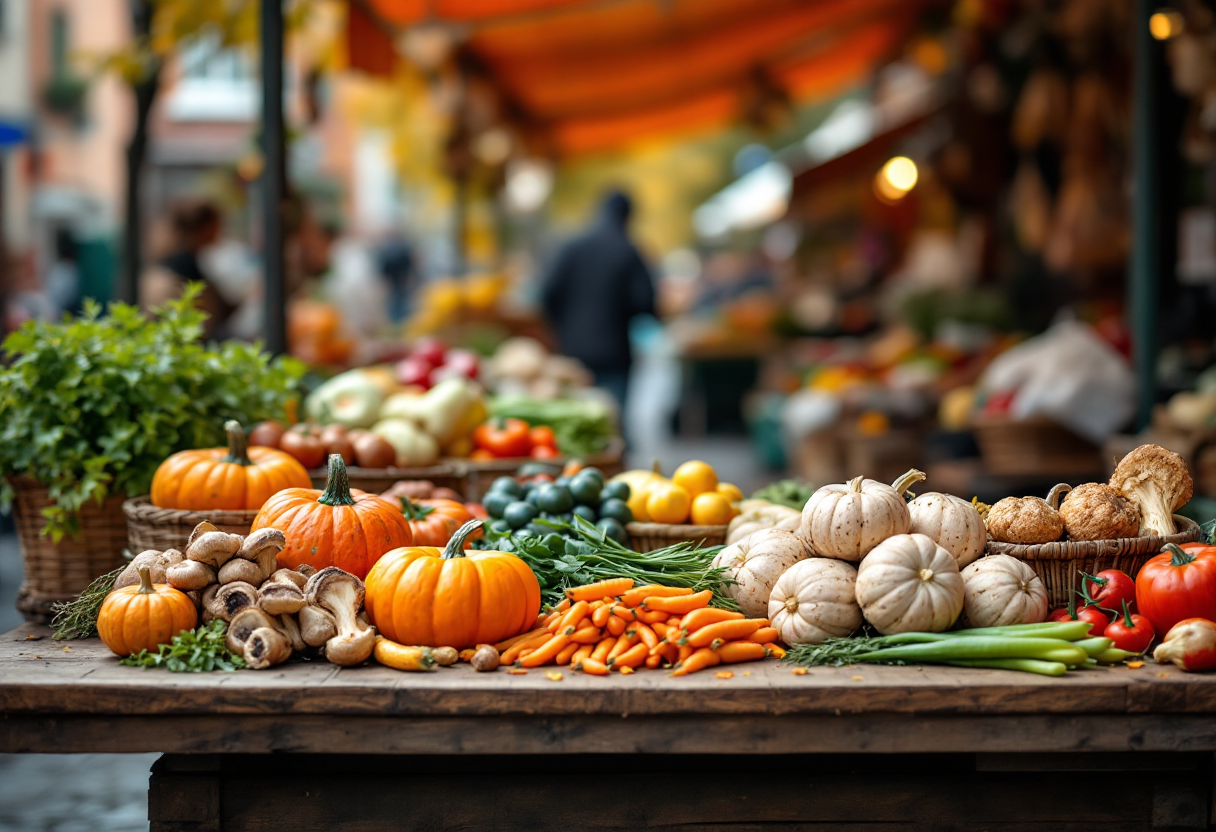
[398,497,480,547]
[252,454,413,578]
[365,520,541,649]
[151,421,311,511]
[97,566,198,657]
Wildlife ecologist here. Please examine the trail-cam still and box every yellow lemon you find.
[646,483,691,525]
[626,482,653,523]
[672,460,718,498]
[690,492,734,526]
[716,482,744,503]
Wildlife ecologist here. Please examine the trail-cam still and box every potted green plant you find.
[0,286,304,621]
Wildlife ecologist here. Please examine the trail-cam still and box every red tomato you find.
[1045,603,1111,636]
[412,337,448,368]
[1104,600,1155,654]
[530,444,560,460]
[1135,543,1216,636]
[472,418,532,458]
[469,448,496,461]
[528,425,558,449]
[1081,569,1136,614]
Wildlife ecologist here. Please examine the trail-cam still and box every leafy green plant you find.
[0,285,304,538]
[120,620,247,672]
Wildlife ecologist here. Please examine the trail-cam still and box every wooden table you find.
[4,622,1216,830]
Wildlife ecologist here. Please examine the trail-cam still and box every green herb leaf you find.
[119,620,247,673]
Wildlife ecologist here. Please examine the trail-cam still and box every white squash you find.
[711,529,809,617]
[960,555,1049,628]
[798,470,924,562]
[855,533,964,634]
[768,558,863,645]
[908,492,987,568]
[726,505,802,546]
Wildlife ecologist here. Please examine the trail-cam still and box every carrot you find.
[500,632,552,665]
[571,644,593,666]
[660,643,679,664]
[651,621,670,640]
[765,643,786,659]
[645,653,663,670]
[559,601,591,633]
[590,635,616,664]
[520,633,571,667]
[686,619,767,649]
[555,642,580,666]
[567,577,633,602]
[577,658,609,676]
[672,647,722,676]
[553,598,572,612]
[746,627,780,644]
[591,604,613,628]
[643,590,712,615]
[570,626,603,644]
[681,607,745,633]
[610,643,649,669]
[621,585,693,607]
[637,609,671,624]
[607,631,637,662]
[633,621,658,649]
[494,627,548,652]
[533,613,548,629]
[714,641,769,664]
[606,615,627,637]
[677,644,695,664]
[458,648,477,662]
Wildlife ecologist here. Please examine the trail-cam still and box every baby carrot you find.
[494,627,548,652]
[607,631,638,662]
[645,653,663,670]
[590,635,616,664]
[610,642,650,669]
[611,605,639,621]
[555,642,580,666]
[643,590,712,615]
[577,658,609,676]
[714,641,769,664]
[570,625,603,644]
[765,643,786,659]
[458,648,477,662]
[673,647,722,677]
[681,607,745,633]
[660,643,680,664]
[567,577,633,602]
[621,585,693,607]
[571,644,593,666]
[686,619,767,649]
[520,633,571,667]
[606,615,627,637]
[633,621,658,649]
[559,601,591,633]
[678,644,695,664]
[501,632,552,665]
[637,609,671,624]
[746,627,780,644]
[591,604,613,628]
[651,621,670,640]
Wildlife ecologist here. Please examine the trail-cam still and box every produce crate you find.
[123,496,258,553]
[10,477,129,623]
[307,463,467,499]
[971,416,1103,477]
[459,438,626,501]
[626,522,727,553]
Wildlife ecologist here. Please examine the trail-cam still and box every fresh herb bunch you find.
[480,517,736,609]
[751,479,816,510]
[50,564,124,640]
[488,396,615,457]
[120,620,246,672]
[0,286,304,538]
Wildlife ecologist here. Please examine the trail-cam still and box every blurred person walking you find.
[541,190,656,412]
[141,199,236,340]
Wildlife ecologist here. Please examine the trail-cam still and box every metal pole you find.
[1130,0,1159,430]
[260,0,286,354]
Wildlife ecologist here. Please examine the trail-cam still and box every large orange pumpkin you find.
[97,566,198,657]
[365,520,541,649]
[398,497,479,547]
[151,421,311,511]
[252,454,413,578]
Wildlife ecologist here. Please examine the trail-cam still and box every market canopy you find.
[347,0,938,156]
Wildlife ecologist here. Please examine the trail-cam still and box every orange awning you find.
[350,0,935,156]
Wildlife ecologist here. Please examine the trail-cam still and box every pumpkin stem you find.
[892,469,927,498]
[399,498,435,521]
[442,519,483,559]
[1046,483,1071,511]
[317,454,357,507]
[918,568,934,583]
[222,420,251,466]
[136,565,156,595]
[1166,543,1196,567]
[847,475,866,493]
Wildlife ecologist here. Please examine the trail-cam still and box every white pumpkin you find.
[726,505,802,546]
[711,529,809,617]
[960,555,1049,628]
[798,470,923,562]
[855,533,964,634]
[908,492,987,568]
[768,558,863,645]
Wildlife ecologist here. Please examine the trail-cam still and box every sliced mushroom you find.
[217,558,266,586]
[243,627,292,670]
[305,567,375,666]
[299,604,337,647]
[201,584,220,623]
[166,560,217,591]
[114,550,169,590]
[277,614,307,653]
[259,581,306,615]
[186,531,242,568]
[227,607,278,655]
[213,581,259,622]
[268,568,308,589]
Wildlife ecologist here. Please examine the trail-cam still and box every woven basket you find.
[626,522,728,553]
[987,515,1201,607]
[461,438,626,501]
[123,496,259,553]
[10,477,130,624]
[971,416,1102,477]
[308,463,467,498]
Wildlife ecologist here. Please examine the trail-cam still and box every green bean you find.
[943,622,1094,641]
[1094,648,1139,665]
[852,637,1088,666]
[945,659,1069,677]
[1073,637,1115,657]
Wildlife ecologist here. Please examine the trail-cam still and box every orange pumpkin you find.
[252,454,413,578]
[398,497,479,547]
[97,566,198,657]
[151,421,312,511]
[365,520,541,649]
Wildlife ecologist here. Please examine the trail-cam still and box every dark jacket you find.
[541,206,656,374]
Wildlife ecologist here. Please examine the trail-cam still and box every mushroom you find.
[268,568,308,589]
[114,550,169,590]
[217,558,265,586]
[259,580,306,615]
[213,581,259,622]
[433,646,459,667]
[299,604,337,648]
[243,627,292,670]
[1109,444,1194,536]
[166,560,217,591]
[297,564,317,579]
[201,584,220,623]
[276,614,307,653]
[1058,483,1141,541]
[305,567,375,666]
[237,528,287,577]
[187,521,219,549]
[186,531,242,569]
[226,607,278,655]
[161,549,185,567]
[986,496,1063,544]
[185,589,203,610]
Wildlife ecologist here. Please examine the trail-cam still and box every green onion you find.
[1094,647,1139,665]
[945,659,1068,677]
[1072,637,1115,658]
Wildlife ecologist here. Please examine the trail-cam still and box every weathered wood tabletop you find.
[4,622,1216,756]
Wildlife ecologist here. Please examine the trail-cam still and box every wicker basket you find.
[626,522,728,553]
[461,438,626,501]
[123,496,259,553]
[10,477,130,624]
[971,416,1103,477]
[308,463,467,498]
[987,515,1201,607]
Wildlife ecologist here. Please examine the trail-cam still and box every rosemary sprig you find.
[51,564,125,640]
[782,636,908,667]
[120,620,246,673]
